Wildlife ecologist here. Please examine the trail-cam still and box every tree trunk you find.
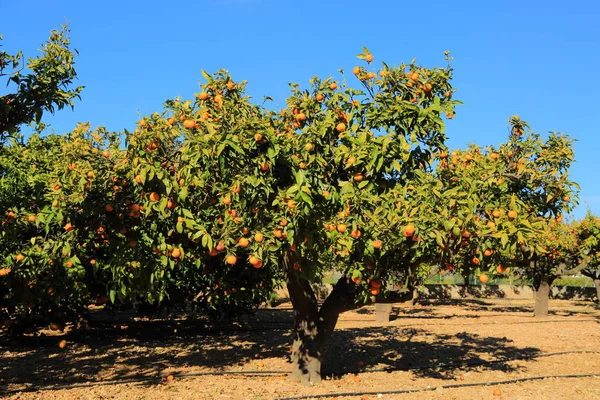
[284,253,357,385]
[594,279,600,302]
[533,275,555,318]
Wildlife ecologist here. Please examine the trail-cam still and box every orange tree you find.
[431,117,581,316]
[1,24,83,140]
[574,212,600,301]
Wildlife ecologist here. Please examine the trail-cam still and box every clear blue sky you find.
[2,0,599,219]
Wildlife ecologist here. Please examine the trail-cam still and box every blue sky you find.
[2,0,599,218]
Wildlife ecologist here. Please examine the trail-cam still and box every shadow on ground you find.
[0,306,544,393]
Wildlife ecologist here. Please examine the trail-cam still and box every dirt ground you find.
[2,298,600,400]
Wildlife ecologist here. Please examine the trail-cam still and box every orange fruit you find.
[370,279,382,289]
[370,287,380,295]
[337,224,347,233]
[222,196,231,205]
[90,259,96,265]
[479,274,489,283]
[225,255,237,265]
[254,232,264,243]
[490,152,499,160]
[371,240,382,249]
[353,172,364,182]
[483,249,493,257]
[260,162,270,171]
[403,224,416,237]
[254,133,263,141]
[295,112,306,122]
[58,340,68,349]
[556,215,563,223]
[105,204,114,212]
[366,72,376,80]
[329,82,337,90]
[167,199,177,209]
[492,389,502,397]
[15,254,24,262]
[315,93,324,102]
[139,120,147,127]
[171,248,181,259]
[492,209,502,218]
[273,229,283,238]
[0,268,12,276]
[497,265,507,274]
[149,192,161,202]
[305,143,313,151]
[287,200,296,209]
[167,118,175,125]
[183,119,196,129]
[365,54,374,63]
[352,66,361,75]
[280,219,288,227]
[129,240,137,248]
[65,261,73,268]
[335,122,346,133]
[177,216,185,223]
[216,241,225,251]
[102,150,110,158]
[410,71,419,81]
[64,223,74,232]
[351,230,361,239]
[238,238,250,248]
[249,256,263,268]
[227,81,235,90]
[472,257,480,265]
[28,215,36,222]
[507,210,517,219]
[322,190,330,197]
[209,248,218,256]
[199,92,209,100]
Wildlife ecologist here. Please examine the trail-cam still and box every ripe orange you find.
[305,143,313,151]
[65,261,73,268]
[353,172,364,182]
[410,71,419,81]
[335,122,346,133]
[225,255,237,265]
[352,66,360,75]
[273,229,283,238]
[365,53,374,63]
[497,265,507,274]
[329,82,337,90]
[370,279,382,289]
[260,162,270,171]
[64,223,75,232]
[479,273,489,283]
[28,215,36,222]
[280,219,288,227]
[337,224,347,233]
[222,196,231,205]
[238,238,250,248]
[295,113,306,122]
[403,224,416,238]
[371,240,382,249]
[102,150,110,159]
[315,93,324,102]
[490,152,499,160]
[492,209,502,218]
[216,241,226,251]
[507,210,517,219]
[322,190,330,197]
[87,171,94,179]
[105,204,114,212]
[167,118,175,125]
[472,257,480,265]
[129,240,137,248]
[351,230,361,239]
[249,256,263,268]
[183,119,196,129]
[16,253,25,262]
[166,375,174,382]
[171,248,181,259]
[292,262,301,271]
[227,81,235,90]
[483,249,493,257]
[287,200,296,209]
[254,232,264,242]
[209,248,219,256]
[139,120,147,127]
[199,91,209,100]
[167,199,177,209]
[149,192,161,202]
[492,388,502,397]
[177,216,185,223]
[351,275,362,283]
[58,340,68,349]
[556,215,563,223]
[370,287,380,295]
[254,133,263,141]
